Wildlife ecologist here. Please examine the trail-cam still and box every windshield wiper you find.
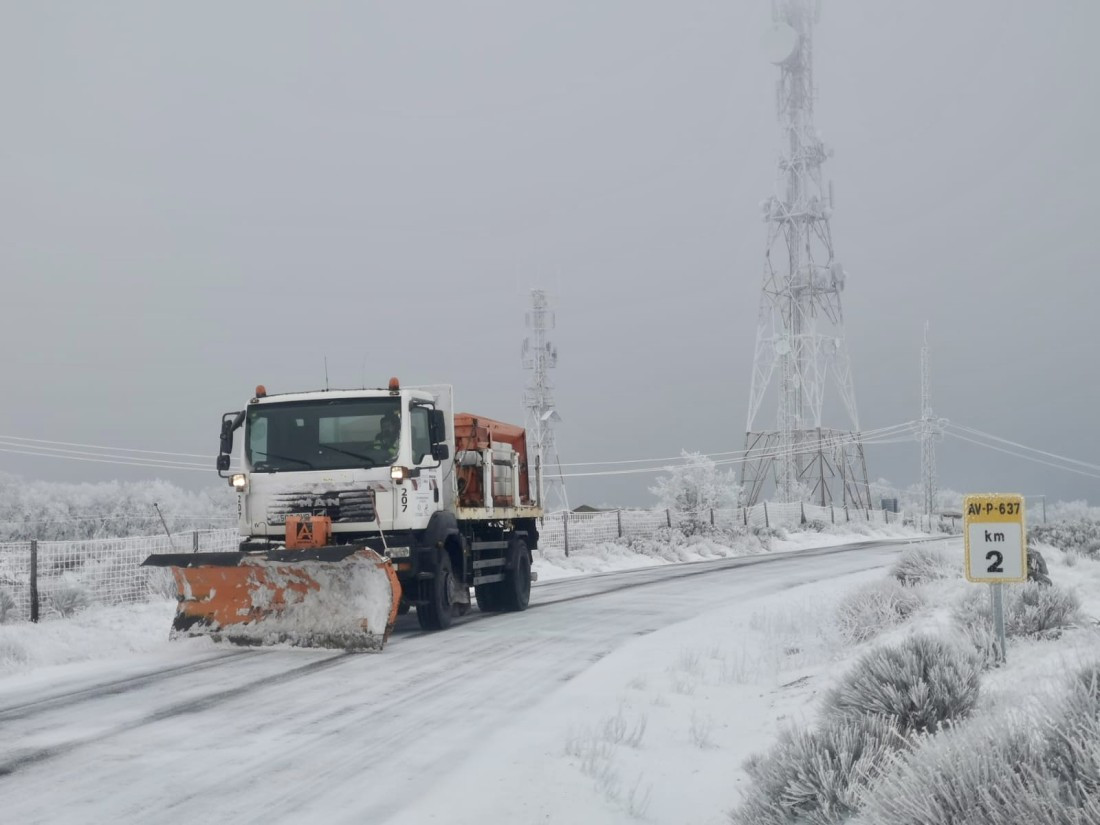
[253,453,315,470]
[318,444,379,467]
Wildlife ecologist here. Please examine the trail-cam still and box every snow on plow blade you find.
[143,546,402,652]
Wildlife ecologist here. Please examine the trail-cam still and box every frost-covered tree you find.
[0,473,236,541]
[649,451,741,515]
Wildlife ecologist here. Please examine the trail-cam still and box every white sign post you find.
[963,493,1027,664]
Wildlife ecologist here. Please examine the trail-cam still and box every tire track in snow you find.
[0,650,259,723]
[0,653,351,778]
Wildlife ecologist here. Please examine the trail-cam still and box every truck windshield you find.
[247,398,401,472]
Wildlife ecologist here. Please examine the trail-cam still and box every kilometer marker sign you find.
[963,493,1027,583]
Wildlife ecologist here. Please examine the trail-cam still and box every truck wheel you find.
[417,553,455,631]
[475,584,500,613]
[499,540,531,612]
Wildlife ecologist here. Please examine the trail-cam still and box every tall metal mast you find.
[741,0,871,509]
[522,289,568,512]
[919,323,946,519]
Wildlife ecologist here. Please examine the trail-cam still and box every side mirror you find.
[431,443,450,461]
[428,409,447,444]
[219,418,235,456]
[218,411,245,477]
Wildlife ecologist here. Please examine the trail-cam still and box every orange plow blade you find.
[144,547,402,651]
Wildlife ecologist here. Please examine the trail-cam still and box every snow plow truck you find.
[144,380,542,651]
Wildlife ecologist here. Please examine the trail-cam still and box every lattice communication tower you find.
[742,0,871,509]
[920,324,947,519]
[522,289,568,512]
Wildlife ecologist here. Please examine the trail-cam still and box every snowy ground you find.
[533,521,920,581]
[0,523,921,674]
[0,534,926,824]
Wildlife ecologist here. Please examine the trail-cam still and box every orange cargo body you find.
[453,413,533,508]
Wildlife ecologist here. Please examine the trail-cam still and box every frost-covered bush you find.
[732,715,899,825]
[859,661,1100,825]
[751,525,787,543]
[649,451,740,519]
[833,579,924,644]
[1045,661,1100,806]
[858,720,1071,825]
[0,588,15,623]
[0,473,235,541]
[47,574,91,617]
[1029,519,1100,559]
[890,545,958,586]
[823,635,980,735]
[953,582,1081,640]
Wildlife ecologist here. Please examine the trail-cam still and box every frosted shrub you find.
[954,582,1081,639]
[48,574,91,617]
[859,720,1070,825]
[823,635,980,735]
[860,662,1100,825]
[890,545,957,586]
[1044,661,1100,807]
[833,579,924,644]
[1029,520,1100,559]
[0,587,14,623]
[731,715,898,825]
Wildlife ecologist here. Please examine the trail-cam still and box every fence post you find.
[830,504,835,525]
[30,539,39,623]
[763,501,770,528]
[563,512,569,558]
[885,509,889,524]
[666,509,671,528]
[616,509,623,539]
[800,501,806,525]
[743,506,748,527]
[192,530,199,552]
[845,504,850,523]
[710,508,714,526]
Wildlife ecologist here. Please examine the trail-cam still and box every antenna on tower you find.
[742,0,871,509]
[523,289,568,513]
[920,323,947,523]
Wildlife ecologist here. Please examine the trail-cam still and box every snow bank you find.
[0,600,204,676]
[533,521,925,582]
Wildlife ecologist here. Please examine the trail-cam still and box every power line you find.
[948,423,1100,474]
[943,431,1100,481]
[559,425,919,479]
[0,434,216,459]
[556,422,919,470]
[0,445,214,473]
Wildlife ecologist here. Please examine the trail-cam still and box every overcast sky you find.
[2,1,1098,508]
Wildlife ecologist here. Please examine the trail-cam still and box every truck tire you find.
[475,583,500,613]
[499,539,531,612]
[417,552,455,631]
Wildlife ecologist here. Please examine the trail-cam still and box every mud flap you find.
[144,547,402,652]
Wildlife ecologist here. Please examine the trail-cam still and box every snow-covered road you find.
[0,539,919,824]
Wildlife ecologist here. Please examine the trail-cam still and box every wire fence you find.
[0,529,239,624]
[539,502,954,557]
[0,502,956,625]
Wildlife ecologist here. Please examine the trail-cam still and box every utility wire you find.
[0,440,211,469]
[947,423,1100,474]
[0,445,214,473]
[943,431,1100,481]
[556,421,920,469]
[0,434,216,459]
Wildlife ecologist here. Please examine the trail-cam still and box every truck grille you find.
[266,488,377,526]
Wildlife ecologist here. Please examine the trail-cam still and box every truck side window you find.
[410,406,432,464]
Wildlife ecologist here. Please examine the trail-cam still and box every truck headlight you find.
[231,473,248,492]
[390,466,406,482]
